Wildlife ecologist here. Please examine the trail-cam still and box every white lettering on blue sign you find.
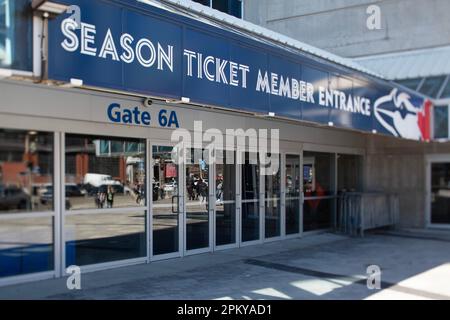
[256,70,314,104]
[61,18,371,118]
[183,49,250,89]
[61,19,174,71]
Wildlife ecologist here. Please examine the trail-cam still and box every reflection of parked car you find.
[83,173,121,187]
[65,184,84,197]
[40,186,53,205]
[32,183,52,197]
[40,187,71,209]
[0,185,30,210]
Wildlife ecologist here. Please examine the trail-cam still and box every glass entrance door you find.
[303,151,336,231]
[152,146,181,257]
[285,154,301,235]
[265,154,281,239]
[430,162,450,225]
[241,152,261,243]
[215,151,237,247]
[184,148,211,253]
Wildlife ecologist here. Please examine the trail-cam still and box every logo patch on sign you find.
[374,89,430,141]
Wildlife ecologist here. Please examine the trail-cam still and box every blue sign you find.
[107,103,179,128]
[48,0,430,141]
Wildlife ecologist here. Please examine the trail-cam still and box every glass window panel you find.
[0,0,32,71]
[439,79,450,98]
[215,150,236,246]
[265,154,281,238]
[65,211,146,266]
[303,198,335,231]
[242,152,259,200]
[286,198,300,235]
[0,216,54,278]
[303,151,334,196]
[433,106,449,139]
[192,0,211,6]
[396,78,422,91]
[228,0,242,18]
[241,201,259,242]
[241,152,260,242]
[265,199,281,238]
[431,163,450,224]
[265,154,281,198]
[286,154,300,235]
[64,134,146,210]
[212,0,228,12]
[303,151,335,231]
[419,76,446,98]
[0,129,54,213]
[185,148,210,251]
[152,145,179,256]
[211,0,242,18]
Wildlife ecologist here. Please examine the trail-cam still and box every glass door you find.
[152,145,181,258]
[241,152,261,243]
[215,150,237,248]
[303,151,336,231]
[265,154,281,239]
[184,148,211,253]
[285,154,301,235]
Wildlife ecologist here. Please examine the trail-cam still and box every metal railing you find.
[337,192,400,237]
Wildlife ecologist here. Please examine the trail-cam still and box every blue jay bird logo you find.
[374,88,429,140]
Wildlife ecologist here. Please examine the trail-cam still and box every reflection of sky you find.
[311,79,328,89]
[0,36,6,63]
[0,0,9,64]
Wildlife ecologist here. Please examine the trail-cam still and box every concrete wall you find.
[243,0,450,58]
[364,135,426,228]
[364,134,450,228]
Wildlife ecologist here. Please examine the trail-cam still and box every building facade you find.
[242,0,450,58]
[243,0,450,136]
[0,0,447,286]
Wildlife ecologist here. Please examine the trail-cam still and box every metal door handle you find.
[172,195,179,213]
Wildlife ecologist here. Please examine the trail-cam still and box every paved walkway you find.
[1,231,450,300]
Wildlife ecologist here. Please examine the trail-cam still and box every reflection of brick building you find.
[0,162,27,186]
[68,153,127,184]
[0,131,53,187]
[65,136,131,184]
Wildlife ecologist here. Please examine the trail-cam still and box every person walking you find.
[106,186,114,208]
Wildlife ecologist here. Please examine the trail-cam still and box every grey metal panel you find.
[356,45,450,80]
[244,0,450,59]
[0,79,366,149]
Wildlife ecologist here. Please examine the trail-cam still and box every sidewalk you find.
[0,231,449,300]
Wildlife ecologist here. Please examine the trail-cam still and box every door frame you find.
[425,154,450,229]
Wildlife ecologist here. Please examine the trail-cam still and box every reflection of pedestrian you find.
[96,191,106,208]
[194,179,201,200]
[136,184,144,205]
[216,180,223,201]
[107,186,114,208]
[187,176,195,200]
[199,179,207,203]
